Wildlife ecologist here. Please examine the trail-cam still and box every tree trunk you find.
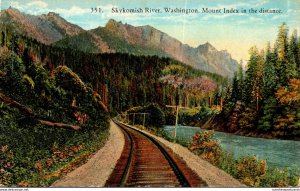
[0,92,80,130]
[0,92,33,115]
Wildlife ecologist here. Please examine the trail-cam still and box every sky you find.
[1,0,300,61]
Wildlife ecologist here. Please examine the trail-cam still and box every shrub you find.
[238,107,258,129]
[189,131,222,165]
[0,52,109,186]
[127,103,165,128]
[260,167,298,187]
[235,155,267,186]
[54,65,87,94]
[188,131,299,187]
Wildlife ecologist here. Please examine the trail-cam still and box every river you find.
[164,125,300,170]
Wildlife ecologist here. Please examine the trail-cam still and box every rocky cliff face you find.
[0,8,83,44]
[1,8,239,77]
[102,19,239,77]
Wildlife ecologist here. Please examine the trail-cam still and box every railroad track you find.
[105,121,207,187]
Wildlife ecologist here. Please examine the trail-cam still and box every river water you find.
[164,125,300,170]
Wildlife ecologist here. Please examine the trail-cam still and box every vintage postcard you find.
[0,0,299,189]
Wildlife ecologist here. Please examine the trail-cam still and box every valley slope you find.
[0,8,239,77]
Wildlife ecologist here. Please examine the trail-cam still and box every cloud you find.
[98,4,116,12]
[255,0,269,7]
[207,0,269,11]
[9,1,23,10]
[249,16,264,23]
[201,14,232,20]
[271,14,289,20]
[27,1,48,8]
[54,6,90,16]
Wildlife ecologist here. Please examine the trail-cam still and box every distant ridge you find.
[0,8,239,77]
[0,8,83,44]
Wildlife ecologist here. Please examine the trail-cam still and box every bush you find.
[238,107,258,129]
[146,103,165,128]
[257,98,277,133]
[188,131,299,187]
[260,167,299,187]
[189,131,222,165]
[127,103,165,128]
[0,49,109,186]
[235,155,267,186]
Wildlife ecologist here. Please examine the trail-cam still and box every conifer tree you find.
[297,36,300,70]
[244,47,259,104]
[237,60,244,101]
[262,42,278,98]
[275,23,296,85]
[244,47,264,109]
[230,72,239,103]
[287,29,298,77]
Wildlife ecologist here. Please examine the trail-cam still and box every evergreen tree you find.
[244,47,264,109]
[262,42,278,99]
[258,43,279,132]
[244,47,259,104]
[230,72,239,103]
[275,23,297,85]
[297,36,300,70]
[237,60,244,101]
[287,29,298,77]
[276,23,289,63]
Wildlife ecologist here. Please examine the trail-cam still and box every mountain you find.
[56,19,239,77]
[0,8,239,77]
[0,8,83,44]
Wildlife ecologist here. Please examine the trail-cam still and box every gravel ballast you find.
[52,121,245,187]
[126,123,245,187]
[52,120,124,187]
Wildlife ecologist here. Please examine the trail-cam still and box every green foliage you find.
[91,27,168,57]
[275,23,298,86]
[190,131,222,165]
[260,167,299,187]
[54,32,100,54]
[257,97,277,132]
[0,45,109,186]
[237,62,244,101]
[262,43,278,99]
[1,26,225,116]
[127,103,165,128]
[273,79,300,137]
[238,107,257,129]
[219,23,300,138]
[22,74,35,89]
[188,131,299,187]
[54,65,87,94]
[230,72,239,103]
[217,151,236,176]
[235,156,267,186]
[243,47,264,106]
[0,50,26,96]
[177,108,200,125]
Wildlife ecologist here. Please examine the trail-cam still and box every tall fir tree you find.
[244,47,264,109]
[237,60,244,101]
[275,23,297,86]
[297,35,300,70]
[244,46,259,105]
[287,29,298,77]
[258,42,279,132]
[262,42,278,98]
[230,72,239,103]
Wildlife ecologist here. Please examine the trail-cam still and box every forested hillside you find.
[0,27,223,113]
[0,25,223,186]
[220,23,300,139]
[0,38,109,186]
